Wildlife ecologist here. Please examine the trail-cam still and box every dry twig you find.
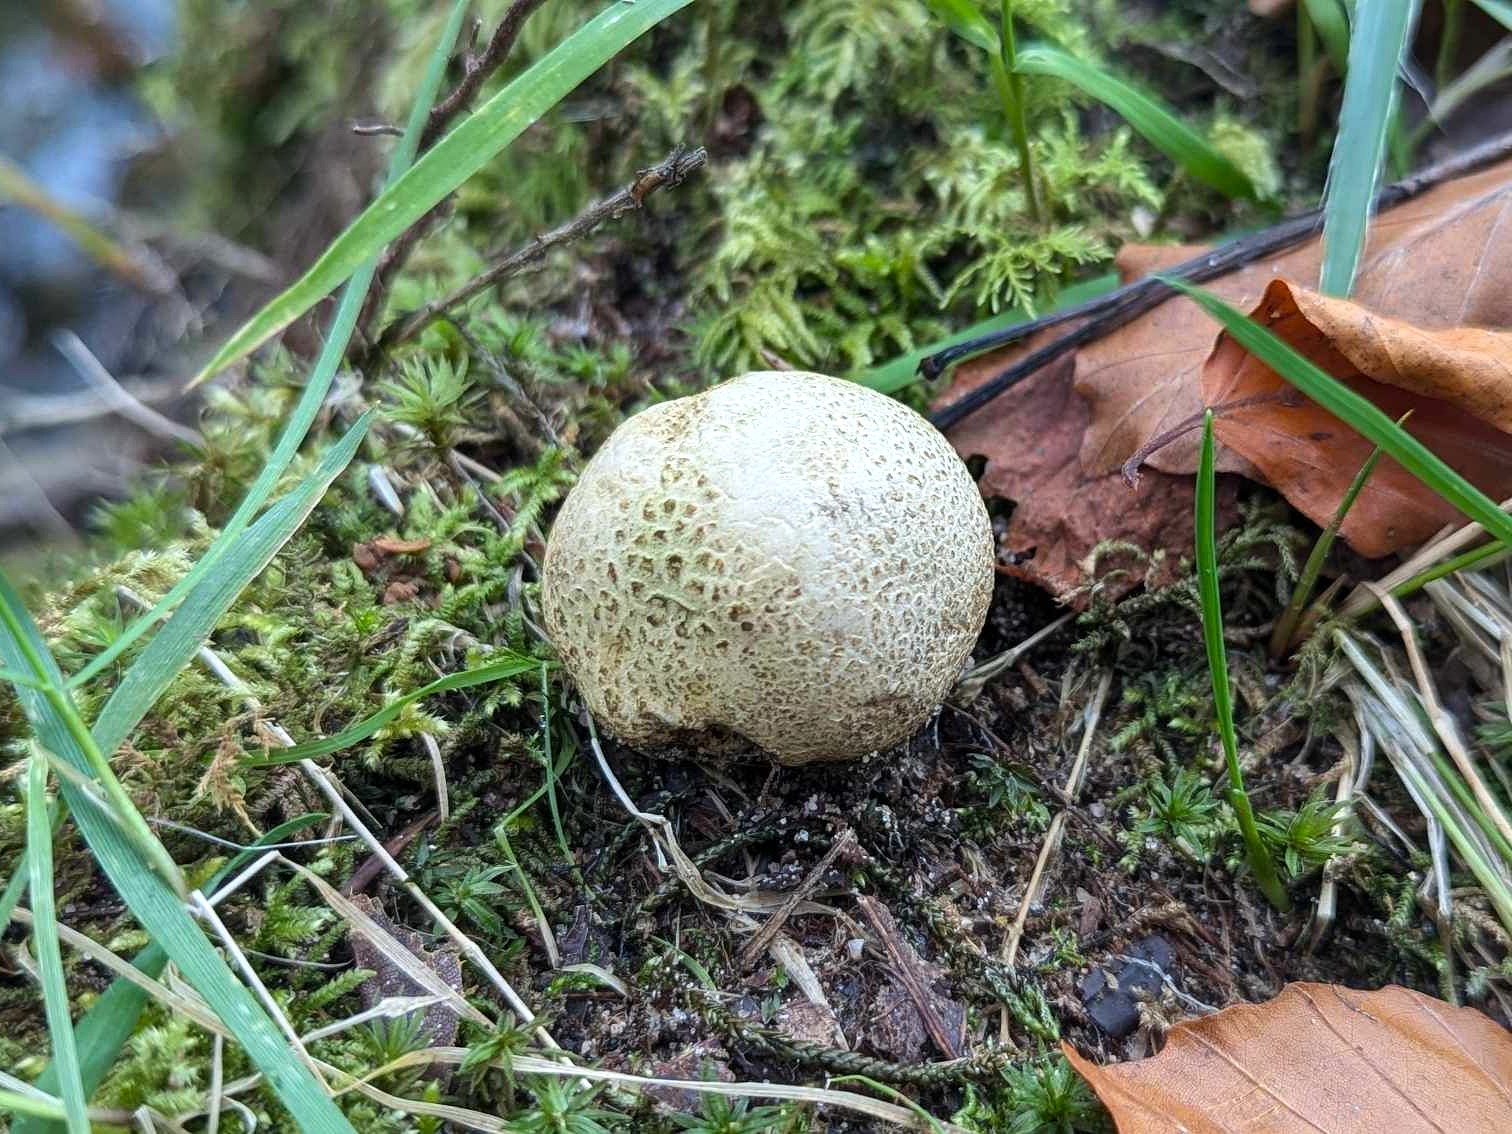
[358,0,552,337]
[998,669,1113,1040]
[375,145,709,353]
[857,895,966,1059]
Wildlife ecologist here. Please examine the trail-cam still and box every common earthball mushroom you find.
[541,370,994,765]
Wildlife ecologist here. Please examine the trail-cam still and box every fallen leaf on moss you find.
[941,343,1235,600]
[372,536,433,555]
[1064,982,1512,1134]
[1074,156,1512,479]
[1203,280,1512,555]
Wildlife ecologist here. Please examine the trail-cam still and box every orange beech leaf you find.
[1065,982,1512,1134]
[941,339,1236,601]
[1201,280,1512,556]
[1074,157,1512,480]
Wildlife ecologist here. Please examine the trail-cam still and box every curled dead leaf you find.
[1065,982,1512,1134]
[1203,280,1512,556]
[1075,156,1512,480]
[942,338,1236,600]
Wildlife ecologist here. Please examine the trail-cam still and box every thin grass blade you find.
[91,411,372,755]
[71,0,473,688]
[1168,279,1512,551]
[24,757,88,1134]
[1198,413,1290,910]
[245,651,542,765]
[1318,1,1420,295]
[193,0,697,385]
[1271,432,1392,656]
[0,581,353,1130]
[0,1090,67,1123]
[1013,44,1257,199]
[15,814,328,1134]
[1304,0,1352,72]
[1472,0,1512,31]
[924,0,999,51]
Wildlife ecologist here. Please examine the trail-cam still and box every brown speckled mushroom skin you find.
[541,371,994,765]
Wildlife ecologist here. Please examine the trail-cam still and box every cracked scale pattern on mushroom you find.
[542,371,994,765]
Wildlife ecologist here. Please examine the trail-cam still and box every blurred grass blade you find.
[1013,44,1257,199]
[193,0,697,385]
[1197,414,1290,911]
[0,581,353,1130]
[1319,1,1419,296]
[15,814,327,1134]
[1472,0,1512,31]
[24,757,88,1134]
[1303,0,1352,72]
[924,0,998,51]
[0,667,47,690]
[1168,278,1512,551]
[91,411,373,754]
[0,156,170,295]
[246,652,543,765]
[71,0,473,689]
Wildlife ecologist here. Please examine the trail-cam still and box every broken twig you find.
[375,145,708,354]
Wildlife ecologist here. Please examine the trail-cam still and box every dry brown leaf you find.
[372,536,433,555]
[942,339,1235,599]
[1065,982,1512,1134]
[1203,280,1512,556]
[1076,157,1512,479]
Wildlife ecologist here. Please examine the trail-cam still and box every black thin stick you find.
[926,128,1512,433]
[374,146,708,354]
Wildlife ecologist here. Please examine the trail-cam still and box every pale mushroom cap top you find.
[542,370,995,765]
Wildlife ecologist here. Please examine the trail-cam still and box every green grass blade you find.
[924,0,999,51]
[1472,0,1512,32]
[1197,413,1291,911]
[1270,433,1391,656]
[0,1090,67,1123]
[1318,1,1419,296]
[1013,43,1256,199]
[24,757,88,1134]
[15,814,328,1134]
[0,583,353,1131]
[91,411,372,755]
[1303,0,1351,72]
[193,0,697,385]
[71,0,473,689]
[0,667,47,689]
[855,273,1118,392]
[245,652,543,765]
[1168,278,1512,551]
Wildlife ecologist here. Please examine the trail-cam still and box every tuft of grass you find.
[1197,411,1291,911]
[926,3,1255,204]
[17,816,330,1134]
[193,0,700,384]
[0,576,354,1129]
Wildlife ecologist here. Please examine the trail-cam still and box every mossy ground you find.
[2,2,1506,1131]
